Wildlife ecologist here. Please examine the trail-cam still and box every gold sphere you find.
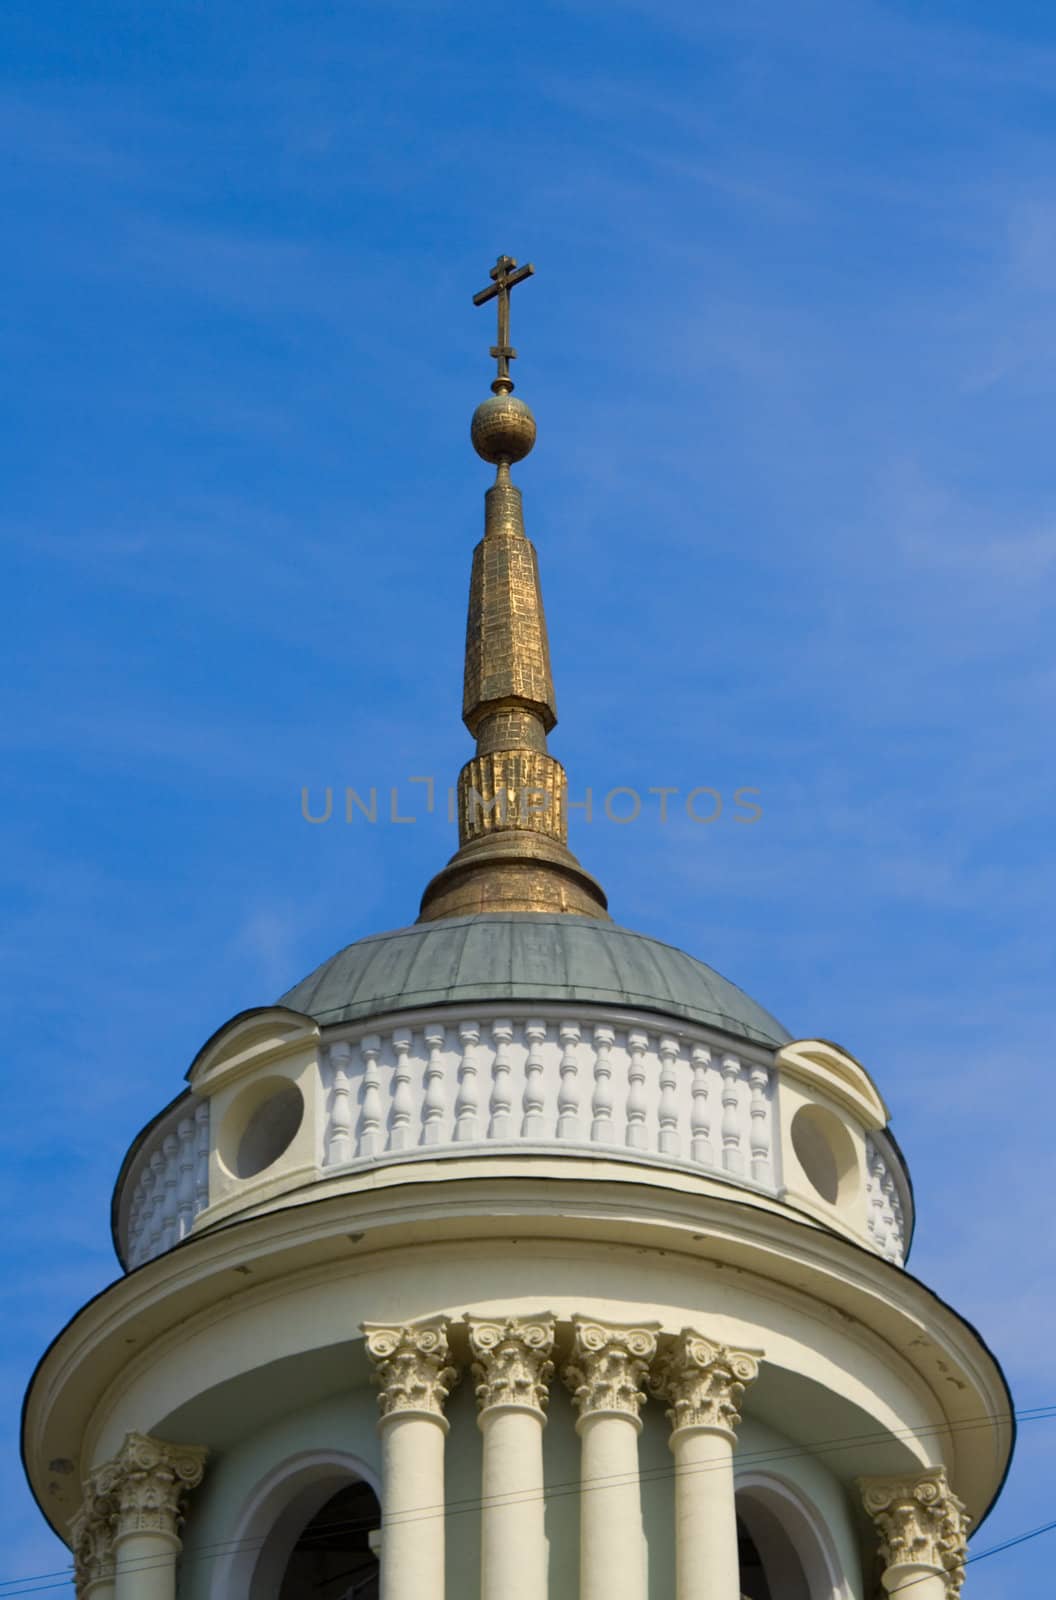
[471,392,537,464]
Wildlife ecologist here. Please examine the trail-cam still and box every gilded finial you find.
[471,254,538,468]
[416,256,608,923]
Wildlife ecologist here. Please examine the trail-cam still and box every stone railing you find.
[865,1135,907,1265]
[322,1016,778,1192]
[116,1008,912,1271]
[122,1098,210,1269]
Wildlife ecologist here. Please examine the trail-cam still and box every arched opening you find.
[210,1450,382,1600]
[737,1475,847,1600]
[278,1479,379,1598]
[738,1514,776,1600]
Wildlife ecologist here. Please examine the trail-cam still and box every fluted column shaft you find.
[564,1318,659,1600]
[469,1314,555,1600]
[365,1318,458,1600]
[652,1331,760,1600]
[860,1469,969,1600]
[106,1433,206,1600]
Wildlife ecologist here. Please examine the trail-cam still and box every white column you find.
[364,1318,459,1600]
[109,1433,207,1600]
[563,1317,659,1600]
[468,1314,556,1600]
[651,1331,760,1600]
[860,1469,969,1600]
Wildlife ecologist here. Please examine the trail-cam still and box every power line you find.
[4,1400,1050,1592]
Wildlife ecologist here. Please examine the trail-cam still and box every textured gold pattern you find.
[459,751,566,843]
[417,256,609,923]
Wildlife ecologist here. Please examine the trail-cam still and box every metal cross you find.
[473,254,535,389]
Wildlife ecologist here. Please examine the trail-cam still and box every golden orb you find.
[471,392,537,464]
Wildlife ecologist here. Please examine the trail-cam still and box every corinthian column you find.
[71,1461,120,1600]
[109,1433,207,1600]
[650,1331,760,1600]
[860,1468,969,1599]
[364,1318,459,1600]
[468,1314,556,1600]
[563,1317,659,1600]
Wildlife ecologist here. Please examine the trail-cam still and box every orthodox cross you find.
[473,254,535,389]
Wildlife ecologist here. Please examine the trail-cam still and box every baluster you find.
[690,1045,714,1165]
[455,1021,481,1142]
[557,1021,582,1137]
[522,1019,546,1138]
[328,1041,355,1165]
[591,1025,615,1142]
[891,1191,906,1262]
[626,1030,649,1150]
[128,1178,147,1267]
[160,1135,179,1249]
[194,1101,210,1216]
[721,1056,744,1175]
[148,1150,166,1257]
[359,1035,383,1158]
[748,1065,772,1185]
[658,1036,680,1156]
[881,1171,900,1260]
[176,1117,196,1239]
[422,1025,447,1145]
[489,1019,514,1139]
[390,1028,414,1151]
[869,1144,888,1250]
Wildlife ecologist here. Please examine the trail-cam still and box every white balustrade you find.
[124,1097,211,1269]
[118,1011,911,1273]
[866,1137,907,1265]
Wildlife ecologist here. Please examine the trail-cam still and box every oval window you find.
[233,1081,305,1179]
[790,1104,857,1206]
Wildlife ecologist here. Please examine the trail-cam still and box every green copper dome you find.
[279,914,789,1048]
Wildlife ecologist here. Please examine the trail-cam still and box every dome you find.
[278,913,790,1047]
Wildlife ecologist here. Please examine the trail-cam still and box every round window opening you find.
[233,1081,304,1179]
[790,1104,857,1207]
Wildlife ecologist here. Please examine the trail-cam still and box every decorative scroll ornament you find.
[650,1329,760,1439]
[71,1461,120,1593]
[563,1318,659,1421]
[860,1468,970,1596]
[363,1318,459,1421]
[467,1314,556,1416]
[111,1432,207,1542]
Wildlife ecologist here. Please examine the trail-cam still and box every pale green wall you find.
[176,1375,860,1599]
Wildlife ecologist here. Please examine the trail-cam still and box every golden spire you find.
[417,256,609,923]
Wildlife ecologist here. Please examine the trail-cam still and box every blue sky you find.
[3,0,1055,1590]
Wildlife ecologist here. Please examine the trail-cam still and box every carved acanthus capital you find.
[650,1329,760,1440]
[860,1468,969,1595]
[110,1432,207,1544]
[467,1314,556,1417]
[363,1317,459,1423]
[71,1462,121,1594]
[563,1317,659,1425]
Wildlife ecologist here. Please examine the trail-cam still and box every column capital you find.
[363,1316,459,1426]
[650,1329,761,1443]
[109,1432,207,1546]
[859,1467,969,1596]
[71,1461,121,1595]
[563,1316,660,1428]
[467,1313,556,1419]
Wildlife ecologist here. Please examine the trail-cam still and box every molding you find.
[777,1040,889,1129]
[23,1174,1013,1545]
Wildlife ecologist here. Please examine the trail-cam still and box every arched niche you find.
[209,1448,381,1600]
[736,1472,852,1600]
